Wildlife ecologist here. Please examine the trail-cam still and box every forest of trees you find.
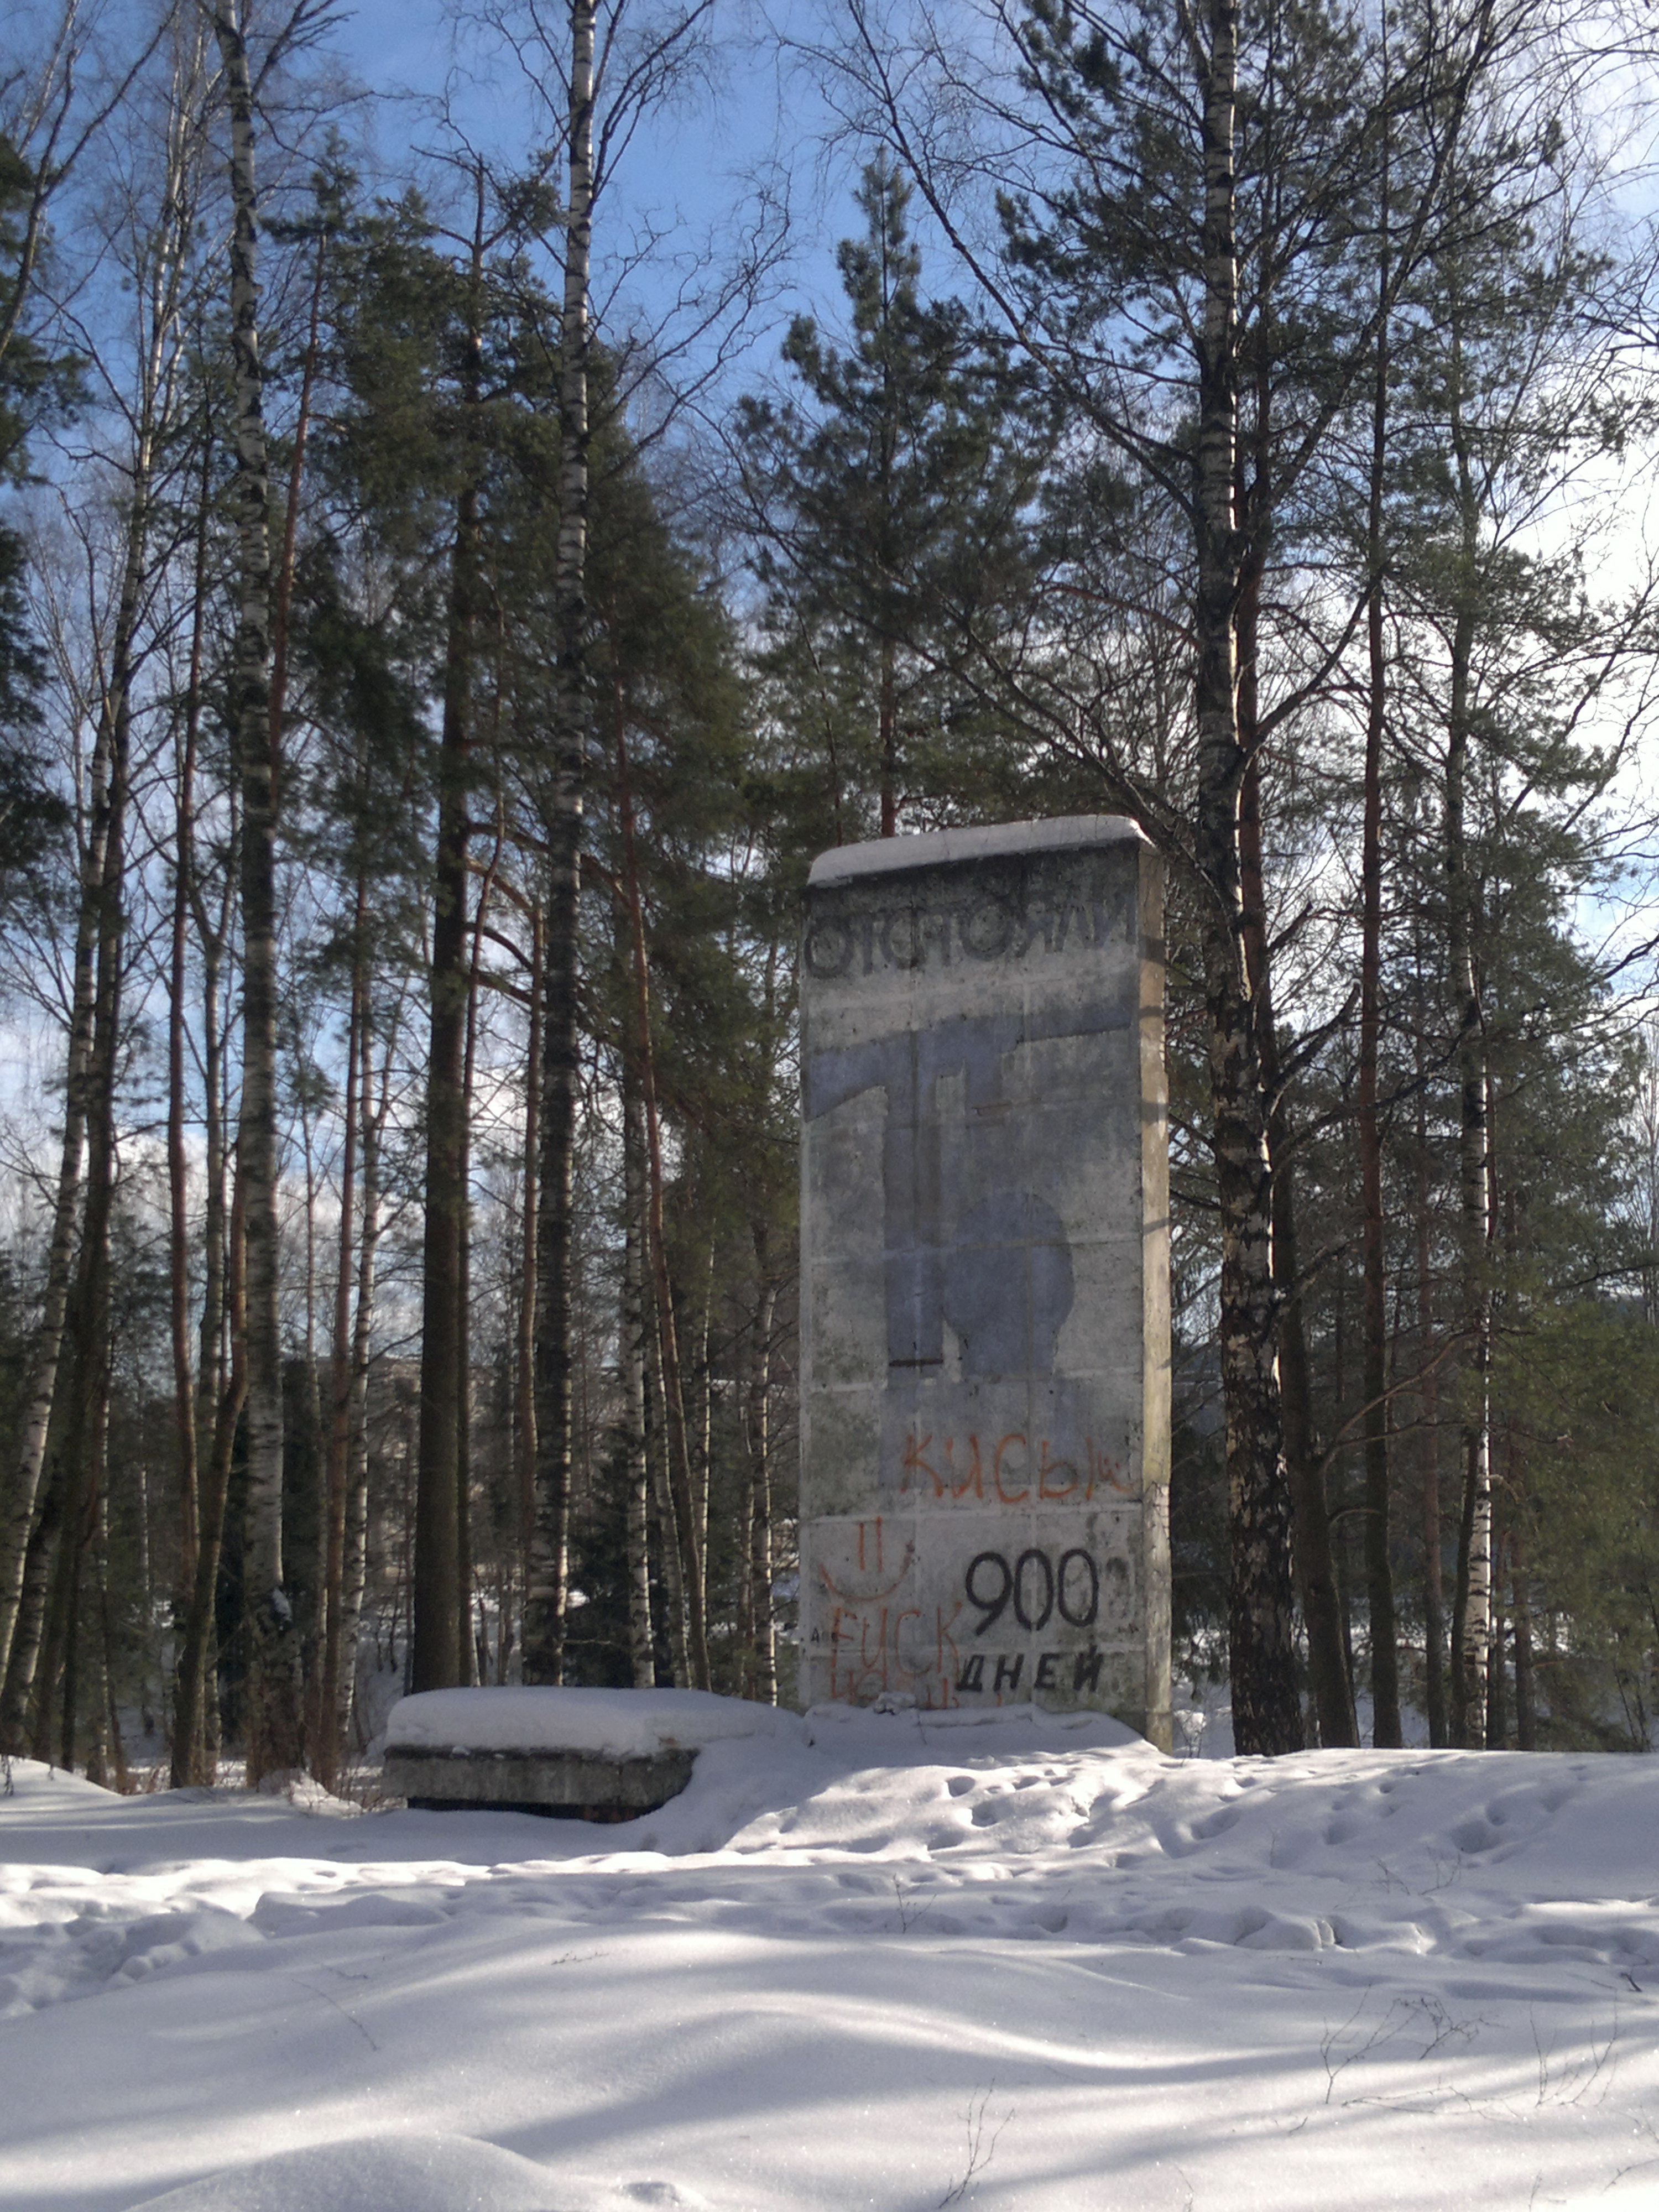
[3,0,1659,1787]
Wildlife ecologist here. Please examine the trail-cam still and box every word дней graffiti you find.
[816,1597,1114,1707]
[898,1430,1133,1504]
[804,886,1123,979]
[954,1648,1105,1695]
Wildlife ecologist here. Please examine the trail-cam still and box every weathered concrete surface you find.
[382,1747,697,1819]
[798,817,1171,1745]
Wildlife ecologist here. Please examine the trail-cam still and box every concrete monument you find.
[797,817,1171,1745]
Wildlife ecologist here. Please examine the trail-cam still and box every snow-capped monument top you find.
[806,813,1149,888]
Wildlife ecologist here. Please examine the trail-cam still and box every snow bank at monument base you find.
[2,1704,1657,2211]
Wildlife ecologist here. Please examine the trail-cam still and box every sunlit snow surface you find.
[2,1712,1658,2211]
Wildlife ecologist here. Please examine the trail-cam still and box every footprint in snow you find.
[1191,1804,1241,1839]
[1449,1818,1502,1855]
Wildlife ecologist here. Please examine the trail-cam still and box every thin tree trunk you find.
[194,861,233,1542]
[878,635,898,838]
[0,717,102,1697]
[54,1453,85,1772]
[527,0,597,1685]
[1445,324,1491,1751]
[644,1291,690,1688]
[292,1044,326,1709]
[41,1331,91,1769]
[1415,1023,1448,1747]
[1486,1499,1508,1750]
[314,902,364,1787]
[56,1138,118,1788]
[1359,160,1400,1746]
[173,1174,247,1787]
[83,1491,113,1787]
[268,224,325,772]
[272,221,327,1755]
[1483,1093,1509,1754]
[335,1004,389,1750]
[1239,742,1352,1745]
[93,1509,123,1791]
[745,1261,777,1704]
[1512,1519,1536,1750]
[210,0,301,1781]
[1274,1140,1355,1746]
[169,436,212,1708]
[414,178,486,1695]
[691,1241,713,1615]
[1,1461,62,1747]
[135,1457,155,1739]
[622,1073,654,1689]
[1191,0,1301,1755]
[171,854,234,1785]
[516,904,542,1667]
[455,833,502,1688]
[876,195,900,840]
[612,697,710,1689]
[58,1284,117,1782]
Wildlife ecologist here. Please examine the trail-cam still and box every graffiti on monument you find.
[805,989,1135,1511]
[803,1001,1131,1373]
[801,880,1130,979]
[800,830,1164,1720]
[806,1511,1139,1705]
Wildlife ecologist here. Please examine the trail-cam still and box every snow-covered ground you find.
[2,1706,1657,2211]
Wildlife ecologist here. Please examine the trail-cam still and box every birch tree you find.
[204,0,324,1779]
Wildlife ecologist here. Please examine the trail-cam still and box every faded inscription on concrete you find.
[797,818,1171,1743]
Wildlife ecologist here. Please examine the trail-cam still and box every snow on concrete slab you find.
[383,1687,807,1759]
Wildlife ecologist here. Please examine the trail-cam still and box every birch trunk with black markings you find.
[208,0,301,1779]
[526,0,596,1683]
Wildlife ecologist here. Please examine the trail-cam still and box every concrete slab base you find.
[382,1746,696,1821]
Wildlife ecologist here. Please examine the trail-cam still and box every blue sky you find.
[317,0,866,406]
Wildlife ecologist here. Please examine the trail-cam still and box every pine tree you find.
[740,159,1041,848]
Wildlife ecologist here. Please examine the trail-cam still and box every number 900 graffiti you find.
[964,1547,1100,1635]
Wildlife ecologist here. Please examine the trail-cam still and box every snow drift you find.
[2,1715,1657,2210]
